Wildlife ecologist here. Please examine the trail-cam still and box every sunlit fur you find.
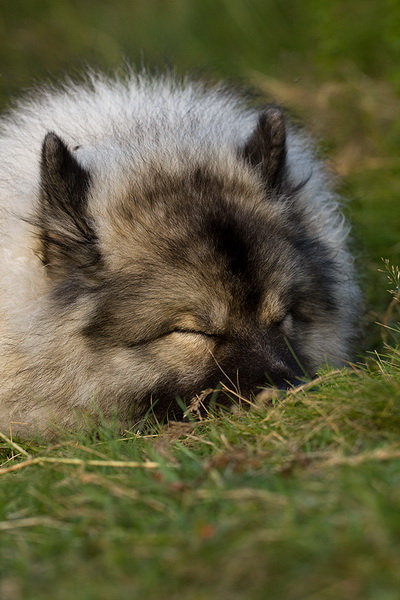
[0,70,360,438]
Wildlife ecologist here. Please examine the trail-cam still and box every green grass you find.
[2,356,400,599]
[1,1,400,598]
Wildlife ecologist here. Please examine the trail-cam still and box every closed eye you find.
[125,328,218,348]
[274,305,311,328]
[171,328,218,339]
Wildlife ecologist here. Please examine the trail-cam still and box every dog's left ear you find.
[38,132,100,277]
[241,106,286,189]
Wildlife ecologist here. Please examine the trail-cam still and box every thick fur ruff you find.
[0,70,360,438]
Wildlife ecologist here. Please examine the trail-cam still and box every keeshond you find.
[0,70,360,438]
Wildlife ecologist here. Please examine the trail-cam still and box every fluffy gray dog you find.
[0,70,360,438]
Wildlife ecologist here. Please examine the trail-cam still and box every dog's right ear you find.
[38,132,100,278]
[241,106,287,190]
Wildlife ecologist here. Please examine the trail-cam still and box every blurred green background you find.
[0,0,399,344]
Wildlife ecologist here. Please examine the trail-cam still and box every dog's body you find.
[0,71,359,438]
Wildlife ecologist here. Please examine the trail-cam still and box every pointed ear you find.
[241,106,287,189]
[38,132,100,278]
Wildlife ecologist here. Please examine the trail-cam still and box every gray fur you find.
[0,70,360,438]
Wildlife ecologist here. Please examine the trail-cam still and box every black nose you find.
[232,358,307,394]
[216,329,310,395]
